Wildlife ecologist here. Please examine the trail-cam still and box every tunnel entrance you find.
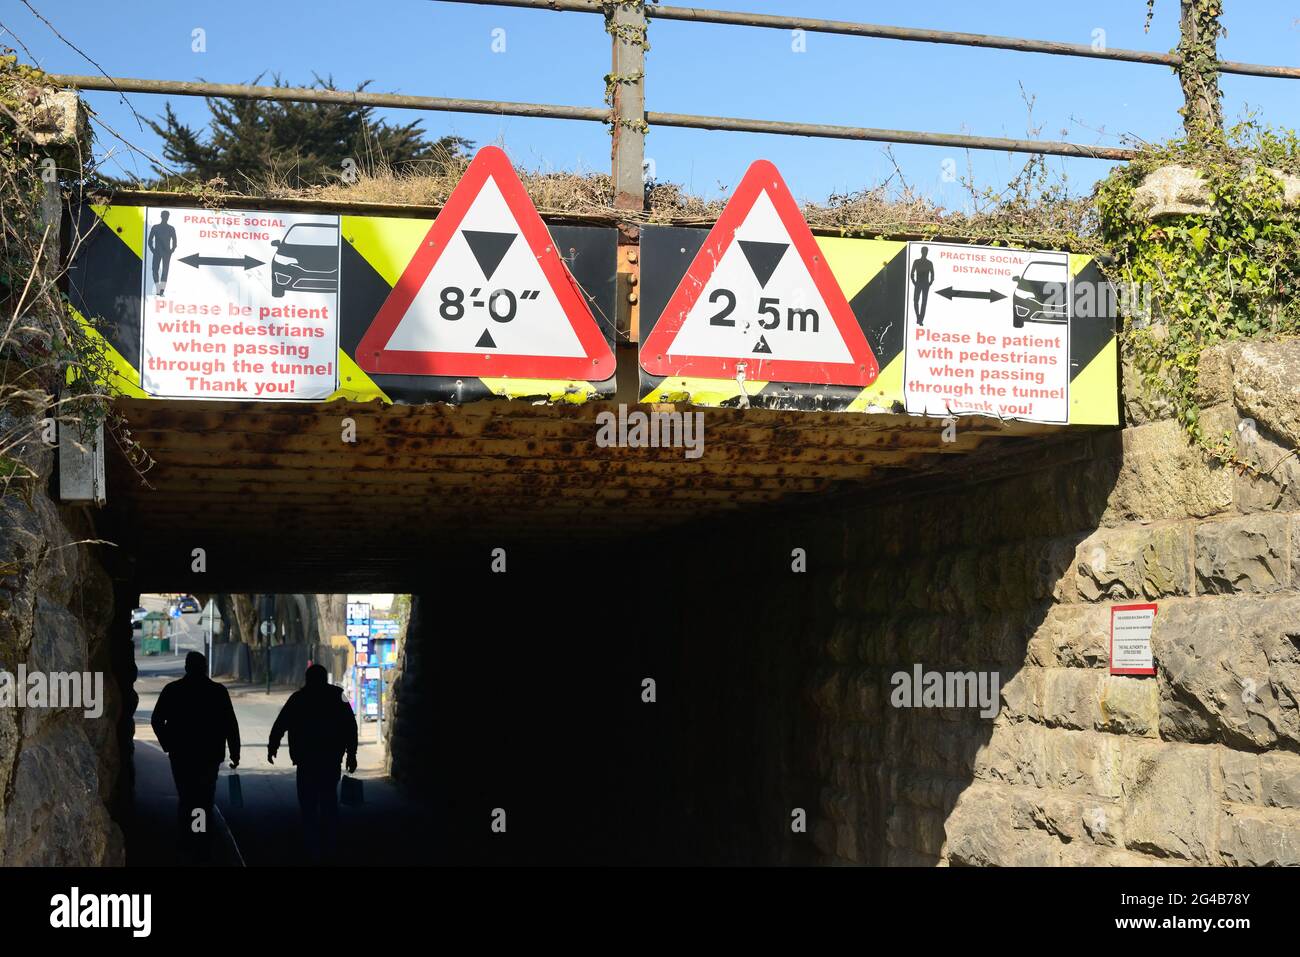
[88,395,1084,866]
[122,591,445,866]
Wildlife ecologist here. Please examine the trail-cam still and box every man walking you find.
[151,651,240,862]
[268,664,358,861]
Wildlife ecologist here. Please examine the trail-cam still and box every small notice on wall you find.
[1110,603,1157,675]
[140,207,340,400]
[903,241,1070,424]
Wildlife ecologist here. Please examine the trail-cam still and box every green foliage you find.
[1175,0,1226,147]
[1096,119,1300,447]
[145,74,472,191]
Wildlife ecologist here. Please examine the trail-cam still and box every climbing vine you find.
[1175,0,1226,147]
[602,0,651,135]
[0,54,150,499]
[1095,120,1300,458]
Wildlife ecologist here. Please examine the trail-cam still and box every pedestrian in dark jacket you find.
[151,651,240,862]
[268,664,358,860]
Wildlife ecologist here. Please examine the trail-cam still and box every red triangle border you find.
[356,146,616,381]
[640,160,879,388]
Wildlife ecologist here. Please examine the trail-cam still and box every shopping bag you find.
[227,773,244,809]
[340,774,364,807]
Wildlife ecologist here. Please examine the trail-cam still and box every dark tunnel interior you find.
[114,519,828,867]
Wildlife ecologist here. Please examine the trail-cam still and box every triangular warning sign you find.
[356,146,615,380]
[640,160,877,387]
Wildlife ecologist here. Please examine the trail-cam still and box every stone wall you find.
[0,411,123,865]
[654,340,1300,866]
[380,342,1300,866]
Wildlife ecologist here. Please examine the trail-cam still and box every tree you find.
[145,74,471,190]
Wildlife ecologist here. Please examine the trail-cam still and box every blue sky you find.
[4,0,1299,206]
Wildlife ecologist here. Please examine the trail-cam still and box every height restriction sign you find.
[355,146,616,381]
[639,159,878,389]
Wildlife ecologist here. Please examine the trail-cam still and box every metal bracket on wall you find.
[616,243,641,342]
[58,420,106,505]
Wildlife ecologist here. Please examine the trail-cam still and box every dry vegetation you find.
[178,152,1101,253]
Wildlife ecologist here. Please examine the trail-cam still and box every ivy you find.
[602,0,651,134]
[1095,120,1300,460]
[0,53,152,498]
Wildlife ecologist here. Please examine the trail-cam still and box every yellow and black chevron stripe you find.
[337,215,618,404]
[636,227,1118,425]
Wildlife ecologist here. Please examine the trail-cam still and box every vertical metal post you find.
[609,0,647,213]
[1178,0,1224,143]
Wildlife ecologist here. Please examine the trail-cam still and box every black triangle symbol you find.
[753,335,772,354]
[462,230,517,281]
[475,328,497,349]
[738,240,789,288]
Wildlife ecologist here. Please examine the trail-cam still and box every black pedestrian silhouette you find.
[268,664,359,861]
[911,245,935,325]
[148,211,177,295]
[150,651,240,863]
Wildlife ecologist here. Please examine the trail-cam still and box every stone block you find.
[1194,514,1289,595]
[1042,669,1104,731]
[1025,603,1109,669]
[1260,752,1300,810]
[1130,165,1212,218]
[972,723,1048,790]
[1074,524,1189,602]
[1121,743,1215,864]
[1219,749,1260,805]
[1233,422,1300,514]
[1233,339,1300,449]
[13,89,89,149]
[944,784,1064,866]
[1219,806,1300,866]
[1102,409,1235,526]
[1193,343,1242,408]
[1,719,121,865]
[1097,675,1159,736]
[998,667,1046,724]
[1044,727,1125,800]
[1154,599,1280,749]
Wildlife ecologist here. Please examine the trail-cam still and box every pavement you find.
[129,610,439,867]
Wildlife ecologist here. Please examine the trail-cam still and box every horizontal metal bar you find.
[647,111,1136,161]
[93,188,624,225]
[52,73,1132,161]
[436,0,1300,79]
[46,74,610,123]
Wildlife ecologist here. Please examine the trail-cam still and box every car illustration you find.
[1012,260,1069,328]
[270,222,339,298]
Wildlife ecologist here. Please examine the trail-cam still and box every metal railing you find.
[48,1,1300,214]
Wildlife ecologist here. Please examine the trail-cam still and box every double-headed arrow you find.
[179,253,264,270]
[937,286,1006,303]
